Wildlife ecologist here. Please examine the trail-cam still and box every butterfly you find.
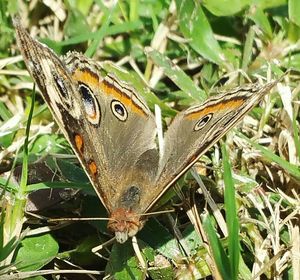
[13,17,278,243]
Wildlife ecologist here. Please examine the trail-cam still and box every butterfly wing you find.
[144,82,277,211]
[63,53,159,212]
[13,18,159,231]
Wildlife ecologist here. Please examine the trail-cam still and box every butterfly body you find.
[14,17,278,243]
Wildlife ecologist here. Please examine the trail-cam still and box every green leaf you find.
[181,224,202,253]
[255,0,287,10]
[0,101,12,120]
[289,0,300,27]
[222,144,240,280]
[148,263,175,280]
[69,234,105,266]
[73,0,94,16]
[105,242,145,280]
[14,234,59,271]
[64,7,91,37]
[0,177,18,193]
[248,7,273,38]
[139,218,182,260]
[241,27,255,78]
[26,276,46,280]
[81,195,108,234]
[203,0,250,16]
[145,48,207,102]
[283,53,300,71]
[176,1,223,65]
[203,213,231,280]
[29,135,71,155]
[56,158,89,183]
[41,20,143,48]
[0,234,19,263]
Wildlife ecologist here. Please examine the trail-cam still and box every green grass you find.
[0,0,300,279]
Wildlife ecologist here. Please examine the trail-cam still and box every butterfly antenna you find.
[138,208,175,218]
[48,217,114,222]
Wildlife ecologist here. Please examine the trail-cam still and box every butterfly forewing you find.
[144,82,277,211]
[64,52,160,212]
[14,18,159,217]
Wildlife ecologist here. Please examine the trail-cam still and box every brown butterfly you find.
[14,17,278,243]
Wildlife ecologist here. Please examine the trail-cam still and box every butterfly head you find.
[108,208,143,243]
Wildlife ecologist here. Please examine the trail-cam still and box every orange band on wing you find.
[99,80,147,117]
[186,99,244,120]
[73,69,147,117]
[73,69,99,89]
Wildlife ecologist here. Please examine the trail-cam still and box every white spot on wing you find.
[39,58,82,120]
